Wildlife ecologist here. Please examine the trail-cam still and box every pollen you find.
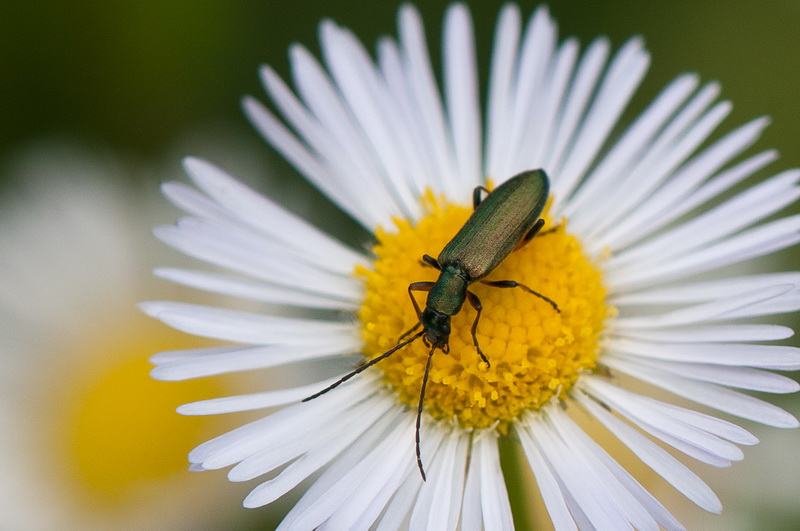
[356,189,609,432]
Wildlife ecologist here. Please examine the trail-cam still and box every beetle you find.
[303,169,559,480]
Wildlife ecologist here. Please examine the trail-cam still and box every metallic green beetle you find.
[304,169,559,479]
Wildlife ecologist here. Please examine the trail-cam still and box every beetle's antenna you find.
[416,344,436,481]
[302,329,426,402]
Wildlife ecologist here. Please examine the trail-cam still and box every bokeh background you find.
[1,1,798,529]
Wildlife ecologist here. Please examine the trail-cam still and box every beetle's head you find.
[420,307,451,351]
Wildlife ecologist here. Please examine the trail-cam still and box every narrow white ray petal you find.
[502,6,556,178]
[376,472,422,531]
[397,4,458,197]
[520,37,579,173]
[584,379,745,462]
[614,284,793,329]
[615,324,794,343]
[322,432,412,531]
[293,414,416,529]
[588,112,765,246]
[564,73,700,221]
[318,21,421,221]
[154,219,362,299]
[155,267,358,310]
[408,424,450,528]
[577,390,721,513]
[231,392,393,482]
[190,378,375,468]
[612,272,800,305]
[242,96,371,228]
[161,181,240,226]
[604,357,800,428]
[150,345,236,364]
[611,169,800,268]
[545,37,610,188]
[554,37,650,202]
[376,38,442,196]
[484,4,521,179]
[244,397,398,507]
[347,457,412,531]
[605,338,800,369]
[182,157,368,272]
[522,410,632,529]
[178,377,342,415]
[549,410,671,530]
[284,414,419,530]
[585,377,758,445]
[460,437,482,531]
[139,301,354,344]
[607,215,800,290]
[444,4,481,187]
[533,410,640,529]
[411,428,467,531]
[577,98,733,242]
[515,421,577,530]
[610,356,800,394]
[602,149,779,249]
[305,413,412,529]
[551,408,684,530]
[597,118,772,251]
[476,433,514,530]
[291,44,407,218]
[151,341,358,381]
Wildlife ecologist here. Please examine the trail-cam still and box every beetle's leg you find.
[481,279,560,313]
[514,218,545,250]
[473,185,490,209]
[420,254,441,269]
[464,290,491,367]
[415,343,436,481]
[399,282,434,342]
[408,282,434,316]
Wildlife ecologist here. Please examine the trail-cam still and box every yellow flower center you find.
[357,190,609,432]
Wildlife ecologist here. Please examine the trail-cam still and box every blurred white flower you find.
[0,142,253,530]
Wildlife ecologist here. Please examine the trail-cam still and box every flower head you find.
[146,4,800,528]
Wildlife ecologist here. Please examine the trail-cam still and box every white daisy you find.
[145,4,800,529]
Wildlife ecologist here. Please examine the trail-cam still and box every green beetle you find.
[305,169,559,479]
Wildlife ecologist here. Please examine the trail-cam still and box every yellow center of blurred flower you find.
[43,314,234,509]
[357,190,609,432]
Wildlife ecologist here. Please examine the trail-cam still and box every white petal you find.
[177,377,343,415]
[615,324,794,343]
[605,338,800,369]
[139,301,355,344]
[476,432,514,530]
[614,284,794,328]
[605,357,800,428]
[577,390,721,513]
[515,421,577,530]
[444,4,481,187]
[182,157,368,272]
[155,267,359,310]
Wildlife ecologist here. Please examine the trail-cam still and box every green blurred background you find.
[1,1,798,530]
[2,0,798,183]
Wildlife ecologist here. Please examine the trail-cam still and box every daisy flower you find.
[145,4,800,529]
[0,143,251,530]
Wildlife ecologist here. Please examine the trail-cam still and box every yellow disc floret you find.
[357,189,608,432]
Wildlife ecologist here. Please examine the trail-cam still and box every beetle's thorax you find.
[425,265,469,316]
